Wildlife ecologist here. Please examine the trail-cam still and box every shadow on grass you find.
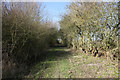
[26,46,73,78]
[34,46,72,62]
[2,46,74,79]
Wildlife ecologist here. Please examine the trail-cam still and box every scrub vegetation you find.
[2,1,119,79]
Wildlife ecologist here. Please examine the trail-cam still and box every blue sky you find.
[43,2,70,22]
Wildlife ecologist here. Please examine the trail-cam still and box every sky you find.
[43,2,70,29]
[43,2,70,22]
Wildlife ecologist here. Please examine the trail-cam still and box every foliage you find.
[2,2,58,77]
[60,2,119,58]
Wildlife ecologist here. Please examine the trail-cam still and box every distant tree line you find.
[59,2,119,60]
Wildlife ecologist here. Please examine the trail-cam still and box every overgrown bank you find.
[59,2,119,60]
[2,2,58,78]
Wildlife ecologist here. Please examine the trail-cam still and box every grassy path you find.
[26,47,118,79]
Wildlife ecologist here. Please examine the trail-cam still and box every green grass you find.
[26,47,118,79]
